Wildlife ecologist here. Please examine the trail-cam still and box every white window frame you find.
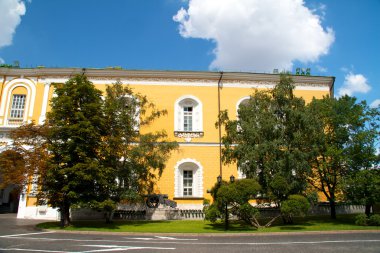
[123,95,140,131]
[183,170,193,196]
[10,94,26,119]
[174,95,203,132]
[236,96,251,117]
[174,158,203,198]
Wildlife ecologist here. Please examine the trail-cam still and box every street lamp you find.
[217,175,222,184]
[230,175,235,183]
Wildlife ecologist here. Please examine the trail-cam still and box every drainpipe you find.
[0,75,6,125]
[217,72,223,178]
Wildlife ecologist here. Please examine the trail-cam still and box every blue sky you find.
[0,0,379,106]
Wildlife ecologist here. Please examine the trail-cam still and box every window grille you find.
[183,106,193,131]
[10,94,26,119]
[183,170,193,196]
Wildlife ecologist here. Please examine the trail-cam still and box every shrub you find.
[355,213,368,226]
[368,214,380,226]
[281,195,310,224]
[204,204,220,223]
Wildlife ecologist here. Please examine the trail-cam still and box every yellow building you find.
[0,67,334,219]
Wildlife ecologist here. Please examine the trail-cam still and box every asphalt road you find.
[0,214,379,253]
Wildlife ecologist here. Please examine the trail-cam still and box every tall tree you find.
[0,123,49,193]
[307,96,380,219]
[220,74,313,204]
[41,74,107,226]
[101,82,178,221]
[344,169,380,216]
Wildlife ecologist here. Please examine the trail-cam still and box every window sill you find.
[174,131,204,138]
[173,197,204,200]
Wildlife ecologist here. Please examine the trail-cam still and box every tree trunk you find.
[60,202,71,227]
[105,210,114,224]
[329,200,336,219]
[224,203,229,230]
[365,204,372,216]
[64,203,70,226]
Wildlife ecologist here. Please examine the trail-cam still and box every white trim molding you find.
[174,95,203,132]
[39,82,51,124]
[236,96,251,115]
[0,78,36,126]
[174,158,203,198]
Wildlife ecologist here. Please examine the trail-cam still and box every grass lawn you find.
[37,214,380,233]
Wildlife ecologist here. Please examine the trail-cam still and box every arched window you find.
[236,96,251,116]
[174,159,203,198]
[174,95,203,132]
[0,78,36,127]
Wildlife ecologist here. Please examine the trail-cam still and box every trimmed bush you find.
[355,214,368,226]
[368,214,380,226]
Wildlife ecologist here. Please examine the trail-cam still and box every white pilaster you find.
[16,187,27,219]
[38,82,51,124]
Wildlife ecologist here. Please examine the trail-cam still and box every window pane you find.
[183,170,193,196]
[183,106,193,131]
[10,95,26,119]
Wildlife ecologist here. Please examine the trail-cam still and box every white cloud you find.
[173,0,335,72]
[0,0,26,48]
[0,58,4,64]
[316,65,327,73]
[338,73,371,97]
[370,99,380,108]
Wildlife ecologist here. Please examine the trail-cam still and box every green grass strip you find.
[37,214,380,233]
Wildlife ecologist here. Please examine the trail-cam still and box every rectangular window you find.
[10,94,26,119]
[183,106,193,131]
[183,170,193,196]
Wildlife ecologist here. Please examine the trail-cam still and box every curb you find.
[42,229,380,237]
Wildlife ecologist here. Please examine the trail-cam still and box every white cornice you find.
[0,68,335,89]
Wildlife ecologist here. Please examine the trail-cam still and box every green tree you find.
[307,96,380,219]
[41,74,107,226]
[220,74,313,204]
[204,179,261,229]
[344,169,380,216]
[100,82,178,222]
[281,194,310,224]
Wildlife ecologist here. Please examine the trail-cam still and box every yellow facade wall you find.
[0,69,333,209]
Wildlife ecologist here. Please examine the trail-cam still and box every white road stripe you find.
[154,236,197,241]
[129,236,197,241]
[0,232,55,238]
[4,236,380,245]
[0,248,66,253]
[81,245,175,252]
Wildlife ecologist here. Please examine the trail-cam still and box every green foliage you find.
[308,96,380,219]
[281,195,310,224]
[41,75,106,226]
[344,169,380,216]
[204,179,261,229]
[220,74,313,203]
[355,214,368,226]
[204,204,221,223]
[355,214,380,226]
[368,214,380,226]
[28,76,178,226]
[102,81,178,200]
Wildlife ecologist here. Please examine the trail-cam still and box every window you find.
[174,95,203,132]
[10,94,26,119]
[183,170,193,196]
[183,106,193,131]
[174,159,203,198]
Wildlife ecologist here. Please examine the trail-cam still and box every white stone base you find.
[17,206,59,220]
[176,203,203,210]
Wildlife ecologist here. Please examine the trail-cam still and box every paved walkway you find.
[0,213,49,236]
